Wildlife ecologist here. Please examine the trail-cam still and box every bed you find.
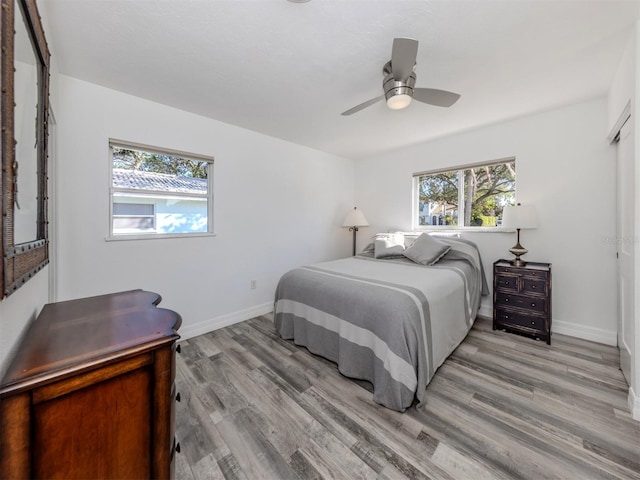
[274,233,489,412]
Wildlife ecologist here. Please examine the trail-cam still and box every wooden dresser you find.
[0,290,182,479]
[493,259,552,344]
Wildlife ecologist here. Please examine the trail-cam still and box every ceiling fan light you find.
[386,93,412,110]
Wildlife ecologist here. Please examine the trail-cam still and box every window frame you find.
[107,139,215,241]
[412,157,516,231]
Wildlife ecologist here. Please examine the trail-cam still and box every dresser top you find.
[1,290,182,395]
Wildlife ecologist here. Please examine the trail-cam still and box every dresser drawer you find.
[495,309,545,331]
[494,274,519,293]
[495,292,547,313]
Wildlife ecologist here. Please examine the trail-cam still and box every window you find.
[109,140,214,238]
[414,158,515,228]
[113,203,156,234]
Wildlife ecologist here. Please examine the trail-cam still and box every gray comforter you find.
[274,237,488,412]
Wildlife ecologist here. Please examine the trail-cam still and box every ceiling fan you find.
[341,38,460,116]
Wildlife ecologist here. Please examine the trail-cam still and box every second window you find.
[414,158,516,228]
[109,140,214,238]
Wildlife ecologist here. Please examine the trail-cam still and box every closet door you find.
[616,117,634,385]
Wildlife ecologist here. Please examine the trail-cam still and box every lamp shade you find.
[502,204,538,229]
[342,207,369,227]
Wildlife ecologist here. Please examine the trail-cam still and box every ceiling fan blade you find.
[341,96,384,116]
[412,88,460,107]
[391,38,418,81]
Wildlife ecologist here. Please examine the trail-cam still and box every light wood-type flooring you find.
[174,315,640,479]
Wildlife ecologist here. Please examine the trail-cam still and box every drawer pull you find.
[505,281,509,285]
[531,285,537,289]
[531,303,536,307]
[505,298,509,302]
[176,344,181,354]
[504,315,509,319]
[176,392,181,402]
[531,321,536,325]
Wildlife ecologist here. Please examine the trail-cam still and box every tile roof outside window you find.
[112,168,207,195]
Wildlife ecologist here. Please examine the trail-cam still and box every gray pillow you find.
[403,233,451,265]
[374,234,405,259]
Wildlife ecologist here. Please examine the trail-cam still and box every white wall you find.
[0,269,49,375]
[55,75,354,339]
[355,97,617,345]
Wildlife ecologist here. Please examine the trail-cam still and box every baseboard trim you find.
[478,302,493,319]
[629,386,640,422]
[551,319,617,346]
[179,302,274,340]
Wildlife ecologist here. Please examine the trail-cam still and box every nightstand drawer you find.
[495,309,545,331]
[521,276,548,296]
[495,265,548,280]
[494,274,519,292]
[495,292,547,313]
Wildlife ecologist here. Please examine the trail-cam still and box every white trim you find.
[178,302,273,340]
[607,101,631,143]
[478,301,493,319]
[629,386,640,422]
[105,232,217,242]
[112,186,208,200]
[48,105,58,302]
[415,227,517,233]
[109,138,215,162]
[475,309,616,346]
[551,318,617,346]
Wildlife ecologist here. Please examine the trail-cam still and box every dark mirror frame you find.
[1,0,50,297]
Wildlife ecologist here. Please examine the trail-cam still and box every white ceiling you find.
[38,0,639,160]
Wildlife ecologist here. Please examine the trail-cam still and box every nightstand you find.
[493,259,552,344]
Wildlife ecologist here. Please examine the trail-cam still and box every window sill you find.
[106,232,217,242]
[414,227,517,234]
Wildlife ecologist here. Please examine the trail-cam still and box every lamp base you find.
[510,257,528,267]
[509,243,528,267]
[349,226,358,256]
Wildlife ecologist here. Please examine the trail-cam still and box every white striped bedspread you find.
[274,238,488,412]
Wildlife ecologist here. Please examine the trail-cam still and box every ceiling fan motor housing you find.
[383,62,417,102]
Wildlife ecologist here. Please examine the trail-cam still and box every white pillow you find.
[393,231,461,249]
[403,233,451,265]
[374,233,405,259]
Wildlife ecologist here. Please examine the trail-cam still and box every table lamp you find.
[502,203,538,266]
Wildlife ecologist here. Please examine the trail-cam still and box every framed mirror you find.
[1,0,50,297]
